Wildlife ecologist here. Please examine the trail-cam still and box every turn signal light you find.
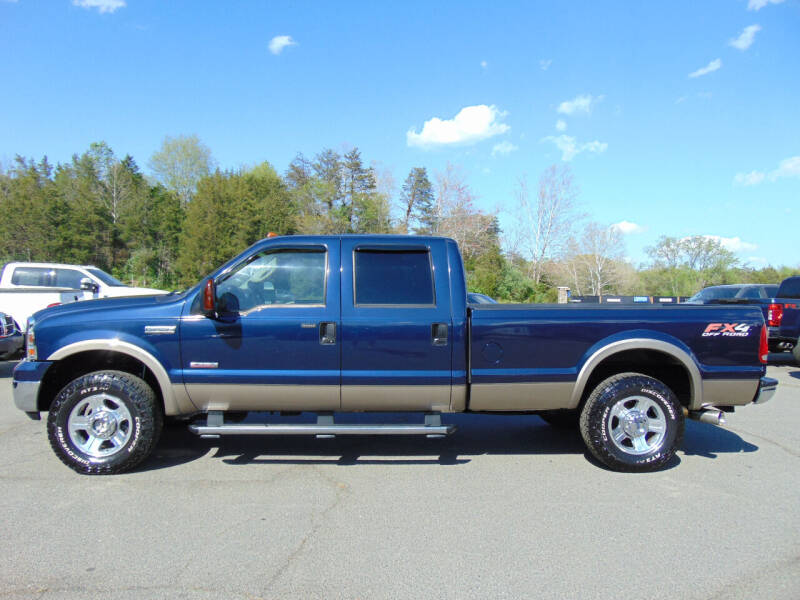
[767,303,783,327]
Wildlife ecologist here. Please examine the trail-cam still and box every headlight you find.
[25,318,37,361]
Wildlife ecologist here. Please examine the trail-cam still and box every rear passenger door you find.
[340,239,453,411]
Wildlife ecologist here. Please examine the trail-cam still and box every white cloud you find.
[748,0,784,10]
[480,60,488,69]
[675,96,688,104]
[72,0,125,13]
[491,141,518,156]
[555,119,567,131]
[704,235,758,252]
[407,104,510,148]
[729,25,761,50]
[689,59,722,78]
[542,134,608,161]
[769,156,800,181]
[269,35,297,55]
[734,170,766,186]
[612,221,645,235]
[734,156,800,185]
[557,94,604,115]
[539,59,552,71]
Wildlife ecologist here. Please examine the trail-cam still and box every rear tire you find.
[793,340,800,365]
[47,370,162,475]
[579,372,684,472]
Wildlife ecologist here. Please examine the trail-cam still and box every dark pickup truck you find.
[694,277,800,357]
[12,235,777,475]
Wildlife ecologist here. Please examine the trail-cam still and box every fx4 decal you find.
[702,323,754,338]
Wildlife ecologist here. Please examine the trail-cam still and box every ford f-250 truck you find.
[12,235,777,475]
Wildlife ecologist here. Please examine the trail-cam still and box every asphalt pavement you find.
[1,357,798,600]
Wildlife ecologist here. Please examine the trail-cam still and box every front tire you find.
[47,370,162,475]
[579,373,684,472]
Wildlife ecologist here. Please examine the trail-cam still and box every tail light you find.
[759,325,768,364]
[767,303,783,327]
[46,302,61,309]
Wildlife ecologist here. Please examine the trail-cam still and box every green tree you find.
[400,167,435,234]
[643,235,739,296]
[149,134,215,208]
[176,165,296,286]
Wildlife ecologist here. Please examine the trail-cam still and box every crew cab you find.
[12,235,777,475]
[0,262,166,332]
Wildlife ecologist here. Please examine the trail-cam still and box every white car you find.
[0,262,166,332]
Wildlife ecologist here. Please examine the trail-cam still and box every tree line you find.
[1,135,796,299]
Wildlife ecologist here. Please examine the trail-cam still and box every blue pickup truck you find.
[12,235,777,475]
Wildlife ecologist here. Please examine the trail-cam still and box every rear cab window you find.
[11,267,53,287]
[353,248,435,306]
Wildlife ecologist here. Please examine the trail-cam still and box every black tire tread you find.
[579,372,684,473]
[47,370,162,475]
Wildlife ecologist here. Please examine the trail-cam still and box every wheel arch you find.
[570,338,702,410]
[42,340,186,415]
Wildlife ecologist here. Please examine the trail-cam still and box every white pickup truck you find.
[0,262,166,332]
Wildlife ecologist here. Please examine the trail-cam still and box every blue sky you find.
[2,0,798,268]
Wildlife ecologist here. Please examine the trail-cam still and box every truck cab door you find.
[179,240,341,412]
[340,239,453,412]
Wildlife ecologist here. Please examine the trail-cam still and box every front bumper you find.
[12,360,53,416]
[13,380,41,413]
[754,376,778,405]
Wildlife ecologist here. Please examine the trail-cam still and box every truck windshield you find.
[86,268,126,287]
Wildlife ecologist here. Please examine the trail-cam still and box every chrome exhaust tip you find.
[688,409,727,426]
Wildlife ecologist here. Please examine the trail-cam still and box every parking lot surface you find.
[1,358,798,600]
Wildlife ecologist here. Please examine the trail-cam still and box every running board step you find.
[188,412,455,439]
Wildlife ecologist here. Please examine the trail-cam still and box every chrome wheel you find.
[67,394,133,458]
[607,395,667,456]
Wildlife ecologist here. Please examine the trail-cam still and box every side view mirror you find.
[80,277,99,293]
[202,278,217,318]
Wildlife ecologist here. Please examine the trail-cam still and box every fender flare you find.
[569,338,702,408]
[47,340,183,415]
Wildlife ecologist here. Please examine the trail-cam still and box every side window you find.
[737,287,761,299]
[54,269,85,289]
[215,248,326,313]
[10,267,53,286]
[354,249,435,306]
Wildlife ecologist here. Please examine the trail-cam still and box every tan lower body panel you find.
[170,384,199,415]
[450,385,467,412]
[469,382,575,411]
[342,385,453,412]
[184,384,339,412]
[698,379,759,409]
